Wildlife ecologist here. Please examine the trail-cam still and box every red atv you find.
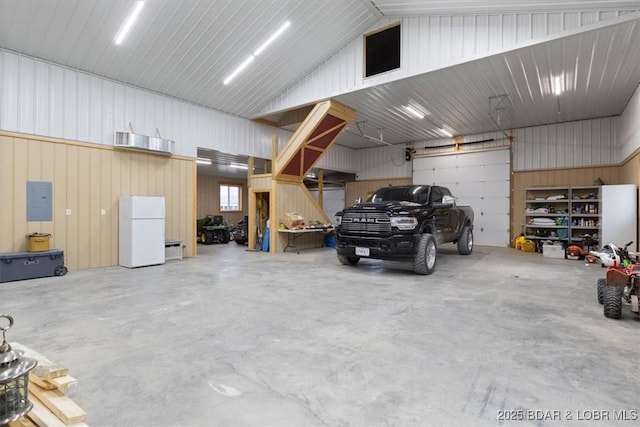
[591,241,640,319]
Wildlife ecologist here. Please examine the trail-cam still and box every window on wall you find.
[364,22,401,78]
[220,184,241,211]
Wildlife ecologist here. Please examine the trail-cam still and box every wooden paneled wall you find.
[0,133,195,271]
[621,152,640,186]
[511,165,620,244]
[345,178,412,207]
[196,173,248,225]
[273,182,330,252]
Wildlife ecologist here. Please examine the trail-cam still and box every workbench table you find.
[278,227,334,253]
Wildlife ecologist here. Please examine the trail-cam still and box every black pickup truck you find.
[335,185,474,275]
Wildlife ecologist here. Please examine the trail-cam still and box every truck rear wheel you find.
[603,285,622,319]
[337,254,360,265]
[413,233,436,275]
[457,225,473,255]
[597,278,606,304]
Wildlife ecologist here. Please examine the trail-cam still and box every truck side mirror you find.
[442,195,455,205]
[432,195,455,209]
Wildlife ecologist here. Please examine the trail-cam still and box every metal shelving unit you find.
[524,186,600,247]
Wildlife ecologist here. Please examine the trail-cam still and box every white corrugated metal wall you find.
[513,117,618,170]
[258,9,637,116]
[0,49,296,161]
[618,85,640,163]
[354,116,624,180]
[353,145,412,180]
[316,143,358,174]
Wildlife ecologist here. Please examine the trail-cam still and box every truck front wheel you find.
[457,226,473,255]
[337,254,360,265]
[413,233,436,275]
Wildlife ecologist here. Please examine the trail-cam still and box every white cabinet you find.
[601,184,637,252]
[119,196,165,268]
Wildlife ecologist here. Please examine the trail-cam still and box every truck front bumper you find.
[336,233,418,260]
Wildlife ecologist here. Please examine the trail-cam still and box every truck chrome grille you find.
[341,211,391,233]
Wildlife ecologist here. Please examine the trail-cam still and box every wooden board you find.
[26,396,89,427]
[48,375,77,390]
[9,417,38,427]
[12,343,68,380]
[30,374,58,390]
[28,384,87,426]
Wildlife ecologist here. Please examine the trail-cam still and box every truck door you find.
[440,187,461,239]
[429,187,452,242]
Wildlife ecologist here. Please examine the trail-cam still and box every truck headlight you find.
[335,216,342,225]
[390,217,418,230]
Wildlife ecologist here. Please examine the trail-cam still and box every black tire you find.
[413,233,437,275]
[597,278,606,304]
[200,231,212,245]
[457,225,473,255]
[221,230,230,244]
[603,285,623,319]
[54,265,67,276]
[337,254,360,265]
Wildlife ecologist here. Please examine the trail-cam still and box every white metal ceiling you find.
[0,0,378,118]
[331,15,640,148]
[0,0,639,152]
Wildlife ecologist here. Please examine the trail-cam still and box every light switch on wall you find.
[101,209,106,216]
[66,209,72,216]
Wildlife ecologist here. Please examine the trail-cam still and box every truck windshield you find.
[366,186,429,203]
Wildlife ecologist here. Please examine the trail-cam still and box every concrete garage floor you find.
[1,243,639,426]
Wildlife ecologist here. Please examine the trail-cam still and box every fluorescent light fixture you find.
[223,55,255,85]
[229,163,248,170]
[439,127,453,137]
[196,158,212,165]
[404,105,424,119]
[223,20,291,85]
[114,1,145,46]
[552,75,564,96]
[254,21,291,56]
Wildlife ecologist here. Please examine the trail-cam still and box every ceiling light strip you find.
[229,163,248,170]
[223,20,291,85]
[439,127,453,137]
[254,21,291,56]
[404,105,424,119]
[223,56,255,85]
[114,1,145,46]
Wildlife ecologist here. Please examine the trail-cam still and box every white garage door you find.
[413,149,510,247]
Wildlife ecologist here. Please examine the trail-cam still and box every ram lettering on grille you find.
[342,212,390,232]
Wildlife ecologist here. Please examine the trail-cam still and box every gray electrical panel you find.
[26,181,52,221]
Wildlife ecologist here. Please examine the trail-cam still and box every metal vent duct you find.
[114,132,174,155]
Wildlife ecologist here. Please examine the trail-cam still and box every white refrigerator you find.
[601,184,638,252]
[119,196,165,268]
